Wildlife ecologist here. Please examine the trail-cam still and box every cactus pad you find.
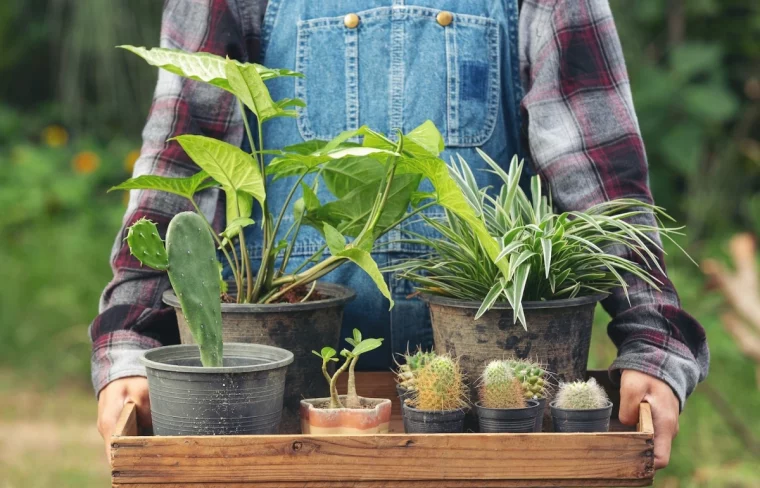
[479,360,526,409]
[413,356,468,411]
[555,378,609,410]
[166,212,223,367]
[126,218,169,270]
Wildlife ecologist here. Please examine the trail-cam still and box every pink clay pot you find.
[300,395,392,435]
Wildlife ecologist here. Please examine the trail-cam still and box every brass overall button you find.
[344,13,360,29]
[436,11,453,27]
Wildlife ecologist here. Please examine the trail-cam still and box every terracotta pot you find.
[164,282,355,434]
[299,396,392,435]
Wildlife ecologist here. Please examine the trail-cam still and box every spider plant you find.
[391,150,688,328]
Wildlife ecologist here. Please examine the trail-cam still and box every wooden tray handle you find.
[638,402,653,434]
[113,401,138,438]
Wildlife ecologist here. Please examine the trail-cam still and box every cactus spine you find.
[126,218,169,270]
[479,360,526,409]
[507,359,549,399]
[412,355,468,411]
[395,349,436,391]
[555,378,609,410]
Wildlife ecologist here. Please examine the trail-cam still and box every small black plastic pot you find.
[476,400,541,433]
[142,343,294,436]
[402,403,465,433]
[550,400,614,433]
[533,397,547,432]
[396,385,413,406]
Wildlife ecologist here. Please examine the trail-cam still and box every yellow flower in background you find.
[72,151,100,174]
[124,149,141,173]
[42,125,69,147]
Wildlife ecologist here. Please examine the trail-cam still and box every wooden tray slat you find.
[112,371,655,487]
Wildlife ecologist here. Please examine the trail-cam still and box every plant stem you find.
[344,355,360,408]
[250,119,274,302]
[265,256,343,303]
[329,357,350,409]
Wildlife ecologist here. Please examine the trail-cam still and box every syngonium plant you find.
[110,46,507,366]
[391,151,692,328]
[312,329,383,409]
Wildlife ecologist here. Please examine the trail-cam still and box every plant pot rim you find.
[140,343,294,374]
[163,282,356,313]
[401,404,467,415]
[475,399,540,413]
[300,396,392,411]
[421,292,607,310]
[549,399,614,413]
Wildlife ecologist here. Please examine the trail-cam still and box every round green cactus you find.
[479,360,526,409]
[554,378,609,410]
[413,355,468,411]
[506,359,549,399]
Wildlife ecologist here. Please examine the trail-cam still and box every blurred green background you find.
[0,1,758,486]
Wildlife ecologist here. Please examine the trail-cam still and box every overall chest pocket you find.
[294,6,500,147]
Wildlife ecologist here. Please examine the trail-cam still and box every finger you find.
[98,394,126,460]
[650,402,678,469]
[618,372,647,425]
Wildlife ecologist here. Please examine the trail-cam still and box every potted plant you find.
[132,211,294,436]
[475,360,542,433]
[505,358,552,432]
[393,153,687,392]
[111,46,498,432]
[550,378,613,433]
[300,329,392,434]
[403,355,469,433]
[394,349,437,405]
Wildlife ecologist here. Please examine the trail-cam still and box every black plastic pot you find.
[396,385,414,432]
[533,397,547,432]
[402,404,465,433]
[476,400,541,433]
[550,400,614,433]
[164,283,354,434]
[141,343,294,436]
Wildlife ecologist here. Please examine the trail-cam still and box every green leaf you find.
[540,238,552,278]
[402,120,445,157]
[173,135,265,205]
[475,279,506,319]
[682,84,739,123]
[351,337,384,356]
[322,157,385,198]
[323,222,346,255]
[225,60,278,120]
[352,328,362,344]
[301,182,320,211]
[119,46,301,92]
[222,217,255,240]
[109,171,217,199]
[313,346,337,361]
[336,248,394,308]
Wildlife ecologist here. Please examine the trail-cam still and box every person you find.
[93,0,709,469]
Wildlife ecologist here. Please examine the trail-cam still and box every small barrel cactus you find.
[507,359,549,399]
[479,360,526,409]
[554,378,609,410]
[413,355,468,411]
[395,349,436,391]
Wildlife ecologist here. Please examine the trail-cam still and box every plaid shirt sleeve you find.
[88,0,262,396]
[519,0,709,406]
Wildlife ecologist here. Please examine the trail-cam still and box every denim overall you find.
[236,0,524,369]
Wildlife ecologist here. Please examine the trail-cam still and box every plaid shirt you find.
[90,0,709,406]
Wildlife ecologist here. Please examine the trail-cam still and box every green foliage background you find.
[0,0,758,486]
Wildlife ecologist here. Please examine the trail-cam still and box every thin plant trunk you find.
[344,356,360,408]
[328,358,350,409]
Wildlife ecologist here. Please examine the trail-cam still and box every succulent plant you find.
[412,355,468,411]
[506,359,550,399]
[554,378,610,410]
[126,213,223,367]
[395,349,437,391]
[479,360,526,409]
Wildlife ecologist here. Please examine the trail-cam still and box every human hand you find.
[97,376,151,460]
[618,370,680,469]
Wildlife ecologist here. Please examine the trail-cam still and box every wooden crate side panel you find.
[114,480,652,488]
[111,432,653,484]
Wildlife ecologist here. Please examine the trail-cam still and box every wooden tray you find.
[111,370,654,487]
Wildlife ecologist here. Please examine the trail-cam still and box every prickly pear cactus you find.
[396,350,436,390]
[554,378,609,410]
[166,212,223,367]
[126,218,169,270]
[413,355,468,411]
[479,360,526,409]
[507,359,549,399]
